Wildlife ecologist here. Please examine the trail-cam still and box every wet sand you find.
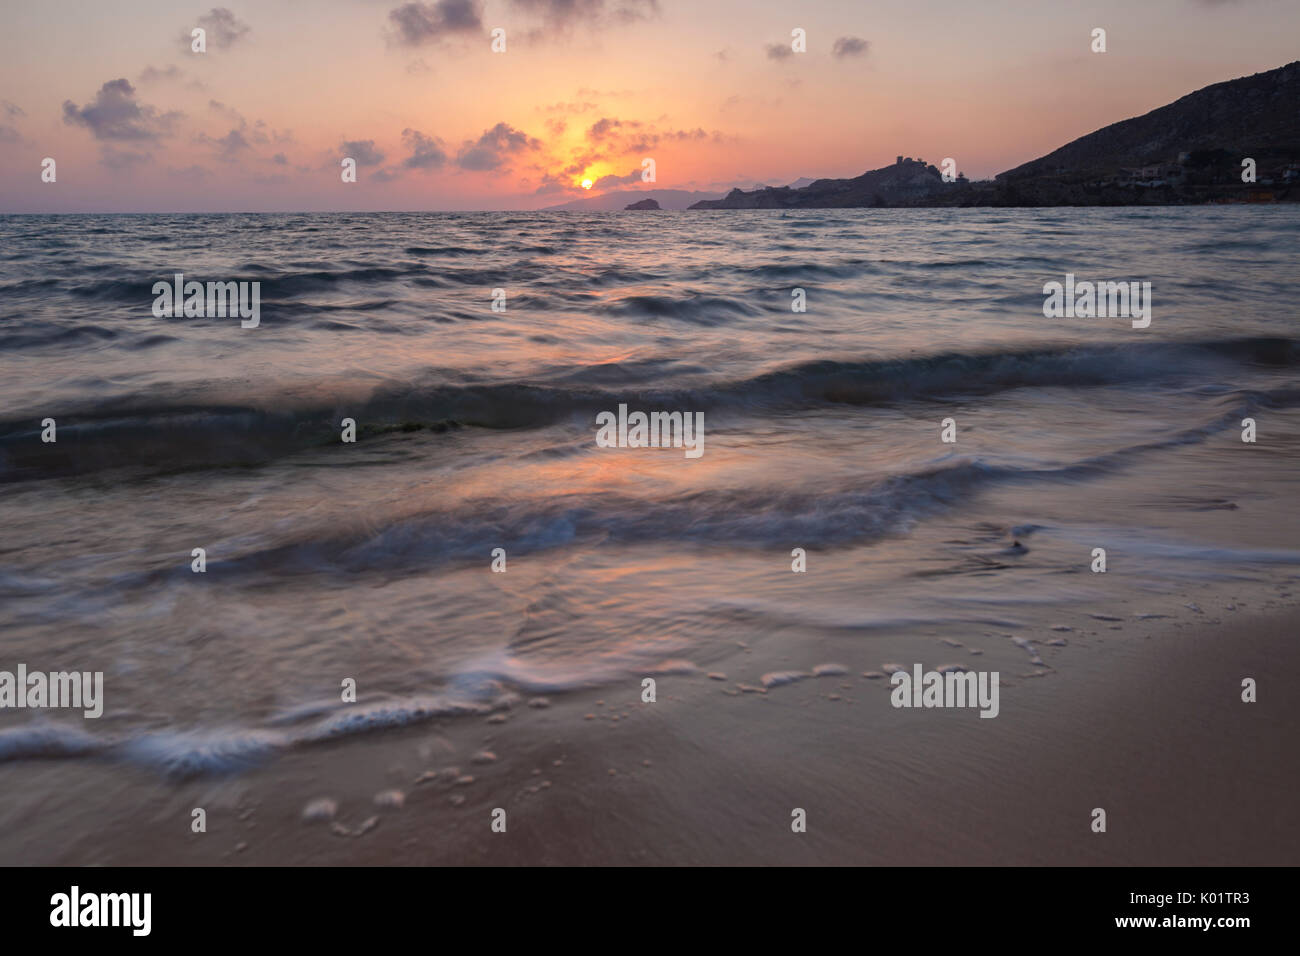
[2,584,1295,866]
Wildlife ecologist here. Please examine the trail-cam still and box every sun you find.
[581,179,593,190]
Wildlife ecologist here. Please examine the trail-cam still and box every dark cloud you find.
[832,36,869,58]
[62,79,180,142]
[401,128,448,169]
[765,42,793,61]
[456,122,540,171]
[387,0,484,46]
[341,139,386,166]
[184,8,252,50]
[3,100,27,118]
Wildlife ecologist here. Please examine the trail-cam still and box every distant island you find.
[624,198,661,210]
[690,61,1299,208]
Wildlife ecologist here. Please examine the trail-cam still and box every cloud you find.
[541,100,598,114]
[510,0,658,28]
[832,36,869,58]
[0,126,20,144]
[456,122,540,171]
[139,64,206,91]
[100,146,154,170]
[166,163,212,182]
[507,0,659,41]
[585,116,724,152]
[213,128,251,158]
[272,152,288,165]
[139,65,181,83]
[586,116,630,141]
[3,100,26,119]
[62,79,180,142]
[340,139,386,166]
[387,0,484,46]
[765,42,794,61]
[593,167,642,188]
[208,99,242,120]
[401,128,448,169]
[183,8,252,51]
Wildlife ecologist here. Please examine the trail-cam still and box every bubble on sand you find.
[1010,637,1044,665]
[941,639,963,648]
[736,683,767,694]
[472,750,497,764]
[449,794,466,807]
[455,775,475,786]
[861,671,885,679]
[528,697,551,709]
[374,789,405,808]
[1050,625,1072,632]
[301,798,338,824]
[881,663,906,675]
[330,816,379,838]
[1090,614,1123,622]
[707,672,727,681]
[936,663,969,674]
[812,663,847,677]
[487,714,509,724]
[761,671,810,688]
[1047,638,1068,647]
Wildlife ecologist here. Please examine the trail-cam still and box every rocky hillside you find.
[689,158,951,209]
[1000,60,1300,181]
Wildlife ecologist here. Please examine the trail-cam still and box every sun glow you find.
[581,179,593,189]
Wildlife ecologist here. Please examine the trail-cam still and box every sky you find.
[0,0,1296,212]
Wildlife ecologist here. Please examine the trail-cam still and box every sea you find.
[0,206,1297,776]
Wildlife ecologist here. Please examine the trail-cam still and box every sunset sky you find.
[0,0,1295,212]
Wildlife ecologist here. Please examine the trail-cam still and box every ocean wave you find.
[0,336,1295,481]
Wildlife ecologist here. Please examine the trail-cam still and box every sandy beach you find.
[3,575,1294,867]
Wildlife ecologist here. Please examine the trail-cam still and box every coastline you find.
[3,584,1294,867]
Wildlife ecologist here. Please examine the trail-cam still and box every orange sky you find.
[1,0,1296,211]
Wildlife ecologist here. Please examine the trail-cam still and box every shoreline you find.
[2,583,1295,866]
